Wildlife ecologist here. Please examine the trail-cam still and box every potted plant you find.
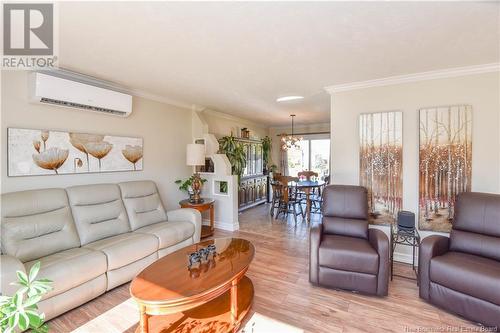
[0,262,52,333]
[175,176,207,200]
[219,135,247,183]
[262,136,272,174]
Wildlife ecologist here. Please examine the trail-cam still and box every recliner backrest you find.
[1,188,81,262]
[66,184,130,245]
[321,185,369,239]
[450,192,500,261]
[118,180,167,231]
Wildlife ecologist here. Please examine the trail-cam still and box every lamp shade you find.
[186,144,205,166]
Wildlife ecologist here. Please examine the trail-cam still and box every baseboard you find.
[203,218,239,231]
[393,252,418,265]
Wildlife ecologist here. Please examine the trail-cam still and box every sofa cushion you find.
[319,234,379,275]
[322,185,368,220]
[453,192,500,237]
[134,221,195,249]
[1,188,80,262]
[67,184,130,245]
[450,229,500,262]
[322,216,368,239]
[118,181,168,231]
[430,251,500,306]
[24,247,107,300]
[84,232,158,270]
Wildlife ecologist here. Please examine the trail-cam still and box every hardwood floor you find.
[49,204,478,333]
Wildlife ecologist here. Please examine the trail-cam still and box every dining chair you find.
[298,170,319,181]
[310,182,327,215]
[275,180,304,223]
[270,181,283,217]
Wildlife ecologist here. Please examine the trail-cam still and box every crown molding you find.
[129,89,194,110]
[269,122,330,131]
[325,63,500,94]
[201,108,268,128]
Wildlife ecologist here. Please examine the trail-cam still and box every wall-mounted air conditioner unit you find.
[29,72,133,117]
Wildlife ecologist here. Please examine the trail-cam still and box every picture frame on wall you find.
[8,127,143,176]
[418,105,472,233]
[359,111,403,226]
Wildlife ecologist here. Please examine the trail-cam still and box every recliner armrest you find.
[167,208,202,243]
[368,228,390,296]
[1,254,26,296]
[309,223,323,285]
[418,235,449,300]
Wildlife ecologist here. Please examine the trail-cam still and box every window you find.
[287,137,330,179]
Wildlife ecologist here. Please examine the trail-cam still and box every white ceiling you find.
[59,1,499,127]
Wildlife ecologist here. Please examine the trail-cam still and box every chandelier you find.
[281,114,303,150]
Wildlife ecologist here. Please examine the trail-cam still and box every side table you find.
[390,224,420,283]
[179,198,215,238]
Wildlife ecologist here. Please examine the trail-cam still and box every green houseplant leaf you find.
[0,261,52,333]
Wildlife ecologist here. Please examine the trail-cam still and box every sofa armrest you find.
[167,208,202,243]
[368,228,390,296]
[1,254,26,296]
[309,223,323,285]
[418,235,449,300]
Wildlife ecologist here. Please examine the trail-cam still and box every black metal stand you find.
[390,224,420,283]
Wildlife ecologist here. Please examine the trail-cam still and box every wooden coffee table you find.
[130,238,255,333]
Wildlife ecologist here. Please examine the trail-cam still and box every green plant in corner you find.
[0,262,52,333]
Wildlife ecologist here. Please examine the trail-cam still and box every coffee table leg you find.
[230,279,238,324]
[139,305,150,333]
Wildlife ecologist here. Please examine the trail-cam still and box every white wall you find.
[1,71,193,210]
[329,72,500,261]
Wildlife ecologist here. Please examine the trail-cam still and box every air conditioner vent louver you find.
[40,97,128,116]
[29,72,133,117]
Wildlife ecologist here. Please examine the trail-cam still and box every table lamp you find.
[186,143,205,203]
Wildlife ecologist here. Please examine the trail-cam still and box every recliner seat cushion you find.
[118,181,168,231]
[24,247,107,300]
[84,232,158,270]
[319,234,379,274]
[430,251,500,306]
[1,188,81,262]
[67,184,130,245]
[134,221,195,249]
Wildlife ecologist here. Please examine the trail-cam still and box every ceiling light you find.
[281,115,303,151]
[276,96,304,102]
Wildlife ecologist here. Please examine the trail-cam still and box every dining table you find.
[288,180,326,222]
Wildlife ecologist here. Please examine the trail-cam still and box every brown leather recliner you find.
[309,185,390,296]
[419,192,500,327]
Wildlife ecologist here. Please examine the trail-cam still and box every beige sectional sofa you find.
[0,180,201,321]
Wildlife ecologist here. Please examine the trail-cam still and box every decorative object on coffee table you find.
[130,238,255,333]
[186,143,206,203]
[180,198,215,238]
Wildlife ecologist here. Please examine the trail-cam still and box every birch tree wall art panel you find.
[359,111,403,226]
[419,105,472,232]
[8,128,143,176]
